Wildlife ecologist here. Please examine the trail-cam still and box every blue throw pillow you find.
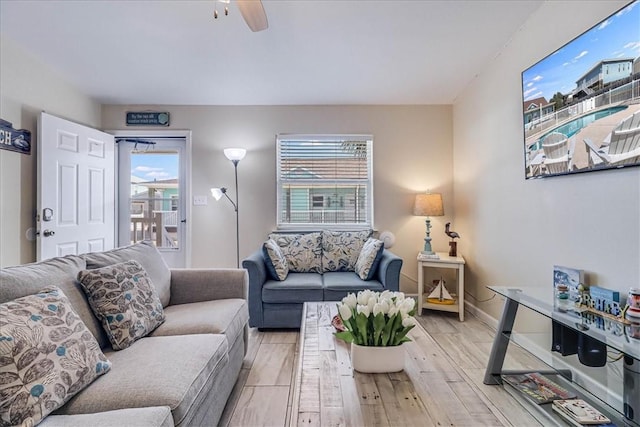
[355,238,384,280]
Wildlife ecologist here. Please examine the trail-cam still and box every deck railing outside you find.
[130,210,179,248]
[525,79,640,139]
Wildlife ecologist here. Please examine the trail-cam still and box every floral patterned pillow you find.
[355,238,385,280]
[262,239,289,281]
[321,230,372,272]
[0,286,111,427]
[268,233,322,273]
[77,260,165,350]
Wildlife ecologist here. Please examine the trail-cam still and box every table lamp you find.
[413,192,444,255]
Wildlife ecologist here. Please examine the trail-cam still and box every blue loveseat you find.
[242,231,403,329]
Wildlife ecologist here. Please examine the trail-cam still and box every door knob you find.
[43,230,55,237]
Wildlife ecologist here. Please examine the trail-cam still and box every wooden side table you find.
[417,252,466,321]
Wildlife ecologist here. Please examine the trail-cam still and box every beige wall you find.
[1,33,454,286]
[102,105,453,292]
[453,1,639,321]
[0,37,102,267]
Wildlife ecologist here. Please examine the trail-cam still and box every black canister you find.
[624,355,640,422]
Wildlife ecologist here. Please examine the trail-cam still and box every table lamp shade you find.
[413,193,444,217]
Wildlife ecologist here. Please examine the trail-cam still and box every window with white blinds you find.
[276,134,373,230]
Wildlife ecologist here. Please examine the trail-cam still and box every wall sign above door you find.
[126,112,170,126]
[0,118,31,155]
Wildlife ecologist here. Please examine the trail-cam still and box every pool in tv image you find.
[522,1,640,179]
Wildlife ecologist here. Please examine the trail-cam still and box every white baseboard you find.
[464,299,498,329]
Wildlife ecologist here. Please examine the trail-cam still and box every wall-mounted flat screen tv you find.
[522,1,640,179]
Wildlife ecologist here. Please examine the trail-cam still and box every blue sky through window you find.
[522,1,639,102]
[131,152,178,182]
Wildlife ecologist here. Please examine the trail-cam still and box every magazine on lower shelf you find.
[501,372,576,404]
[552,399,612,425]
[552,404,616,427]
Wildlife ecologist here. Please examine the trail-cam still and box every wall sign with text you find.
[0,119,31,155]
[126,112,170,126]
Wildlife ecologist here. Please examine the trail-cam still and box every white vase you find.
[350,342,405,373]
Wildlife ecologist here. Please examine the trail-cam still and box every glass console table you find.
[483,286,640,426]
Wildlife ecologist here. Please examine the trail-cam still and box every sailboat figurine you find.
[427,277,455,305]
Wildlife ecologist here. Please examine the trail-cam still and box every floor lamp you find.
[211,148,246,268]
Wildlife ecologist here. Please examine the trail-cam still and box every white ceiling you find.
[0,0,543,106]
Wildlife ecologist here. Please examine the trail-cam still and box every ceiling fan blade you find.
[237,0,268,32]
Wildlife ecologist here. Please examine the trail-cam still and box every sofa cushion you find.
[56,334,228,427]
[41,406,174,427]
[355,237,385,280]
[77,261,165,350]
[262,239,289,281]
[83,241,171,307]
[262,273,324,304]
[0,287,111,427]
[0,255,109,349]
[321,230,372,272]
[322,272,384,301]
[268,232,322,273]
[150,299,248,346]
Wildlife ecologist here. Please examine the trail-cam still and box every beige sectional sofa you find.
[0,241,249,427]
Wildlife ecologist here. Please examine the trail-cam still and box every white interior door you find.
[37,112,115,260]
[115,133,189,268]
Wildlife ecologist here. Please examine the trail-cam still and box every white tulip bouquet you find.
[335,289,417,347]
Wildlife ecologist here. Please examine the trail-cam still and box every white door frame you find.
[110,129,192,267]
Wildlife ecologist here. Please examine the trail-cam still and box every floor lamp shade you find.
[211,187,224,200]
[224,148,246,162]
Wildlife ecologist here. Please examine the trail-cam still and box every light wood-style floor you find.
[218,310,549,427]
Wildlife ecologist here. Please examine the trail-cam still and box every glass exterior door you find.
[117,136,187,267]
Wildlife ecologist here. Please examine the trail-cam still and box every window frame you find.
[276,134,374,231]
[311,194,325,209]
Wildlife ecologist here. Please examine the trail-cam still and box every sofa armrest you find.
[375,249,403,292]
[242,250,268,328]
[168,268,247,306]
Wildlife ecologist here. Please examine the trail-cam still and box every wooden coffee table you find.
[288,302,507,426]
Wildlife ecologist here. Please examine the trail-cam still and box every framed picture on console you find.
[553,265,584,304]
